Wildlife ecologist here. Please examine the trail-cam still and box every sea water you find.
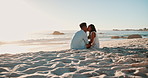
[0,30,148,54]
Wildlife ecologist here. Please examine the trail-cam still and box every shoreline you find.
[0,38,147,55]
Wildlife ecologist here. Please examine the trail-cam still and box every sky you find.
[0,0,148,41]
[25,0,148,30]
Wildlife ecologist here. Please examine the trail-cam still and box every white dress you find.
[90,31,100,49]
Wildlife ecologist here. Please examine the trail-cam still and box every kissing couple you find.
[71,22,99,50]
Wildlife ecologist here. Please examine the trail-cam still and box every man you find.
[71,22,91,49]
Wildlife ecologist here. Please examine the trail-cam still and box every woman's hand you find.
[86,44,91,48]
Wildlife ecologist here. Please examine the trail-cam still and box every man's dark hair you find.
[79,22,87,29]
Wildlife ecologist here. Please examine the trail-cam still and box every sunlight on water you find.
[0,44,29,54]
[0,32,31,42]
[0,30,148,54]
[0,44,69,54]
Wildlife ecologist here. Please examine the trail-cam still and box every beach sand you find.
[0,38,148,78]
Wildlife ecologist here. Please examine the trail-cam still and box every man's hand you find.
[86,44,91,49]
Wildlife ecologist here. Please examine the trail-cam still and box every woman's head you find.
[88,24,97,32]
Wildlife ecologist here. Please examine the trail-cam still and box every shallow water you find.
[0,30,148,54]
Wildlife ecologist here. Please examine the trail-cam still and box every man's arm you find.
[82,32,91,48]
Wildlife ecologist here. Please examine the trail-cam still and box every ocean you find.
[0,30,148,54]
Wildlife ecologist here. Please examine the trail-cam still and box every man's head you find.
[79,22,87,32]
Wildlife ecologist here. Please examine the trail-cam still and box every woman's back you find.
[90,31,100,49]
[87,24,99,49]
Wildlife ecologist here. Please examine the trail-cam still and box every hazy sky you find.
[0,0,148,40]
[25,0,148,30]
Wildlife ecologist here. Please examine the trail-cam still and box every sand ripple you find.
[0,38,148,78]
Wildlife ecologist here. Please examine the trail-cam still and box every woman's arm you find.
[90,32,96,45]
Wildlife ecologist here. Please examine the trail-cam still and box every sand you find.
[0,38,148,78]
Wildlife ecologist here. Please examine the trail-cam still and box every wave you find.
[0,41,6,45]
[0,38,71,46]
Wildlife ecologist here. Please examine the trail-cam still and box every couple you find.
[71,22,99,50]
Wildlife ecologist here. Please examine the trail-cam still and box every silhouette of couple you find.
[71,22,99,50]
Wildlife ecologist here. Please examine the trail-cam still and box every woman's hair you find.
[88,24,97,32]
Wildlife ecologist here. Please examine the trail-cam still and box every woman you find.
[87,24,100,49]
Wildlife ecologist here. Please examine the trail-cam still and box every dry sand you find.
[0,38,148,78]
